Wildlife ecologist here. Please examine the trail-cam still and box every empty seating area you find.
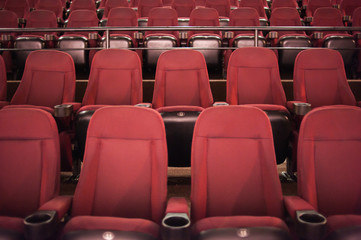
[1,0,361,239]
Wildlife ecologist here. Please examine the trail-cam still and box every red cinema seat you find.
[293,48,359,109]
[227,47,292,165]
[0,108,72,240]
[101,7,138,48]
[239,0,268,25]
[137,0,163,18]
[271,0,298,10]
[304,0,331,17]
[191,106,290,239]
[311,7,356,77]
[340,0,361,20]
[4,0,30,19]
[0,55,7,108]
[75,49,143,159]
[284,105,361,240]
[144,7,178,71]
[268,7,311,73]
[171,0,195,17]
[14,10,58,74]
[188,7,223,76]
[69,0,96,12]
[205,0,231,18]
[152,49,213,166]
[101,0,128,18]
[63,106,168,239]
[35,0,64,19]
[352,7,361,76]
[58,9,100,72]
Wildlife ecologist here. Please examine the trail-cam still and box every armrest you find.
[304,16,313,24]
[268,31,279,39]
[313,32,324,40]
[162,197,190,240]
[54,104,73,118]
[213,102,229,107]
[135,103,152,108]
[0,101,9,109]
[286,101,311,116]
[62,102,82,113]
[357,101,361,107]
[38,195,73,220]
[284,196,316,220]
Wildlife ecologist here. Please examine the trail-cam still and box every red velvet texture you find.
[340,0,361,17]
[239,0,268,20]
[171,0,195,17]
[137,0,163,18]
[64,10,99,37]
[21,10,58,37]
[80,49,142,110]
[306,0,332,17]
[9,50,76,108]
[0,108,60,232]
[191,106,285,229]
[227,47,287,110]
[67,106,167,236]
[270,8,307,37]
[205,0,231,18]
[4,0,30,18]
[152,49,213,109]
[146,7,179,38]
[35,0,64,19]
[69,0,97,12]
[0,55,6,102]
[106,7,138,37]
[293,48,356,108]
[189,7,220,36]
[271,0,298,11]
[103,0,129,18]
[229,8,260,36]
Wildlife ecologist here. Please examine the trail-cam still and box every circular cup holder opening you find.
[26,213,51,224]
[299,213,326,224]
[164,216,190,228]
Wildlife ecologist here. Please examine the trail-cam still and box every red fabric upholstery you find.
[227,47,287,108]
[312,7,348,36]
[297,106,361,217]
[238,0,268,20]
[35,0,64,19]
[340,0,361,17]
[0,108,60,218]
[193,216,289,233]
[171,0,195,17]
[284,196,316,219]
[146,7,179,38]
[103,0,129,18]
[70,106,168,225]
[64,10,99,37]
[306,0,332,17]
[353,7,361,28]
[189,7,220,36]
[270,7,306,37]
[293,49,356,108]
[10,50,76,108]
[137,0,163,17]
[69,0,96,12]
[152,49,213,109]
[0,216,24,233]
[21,10,58,37]
[4,104,54,114]
[4,0,30,18]
[0,9,19,29]
[80,49,142,108]
[205,0,231,18]
[326,215,361,233]
[165,197,189,216]
[0,55,6,102]
[106,7,138,37]
[39,195,73,220]
[191,106,284,222]
[64,216,160,238]
[271,0,298,10]
[229,8,260,36]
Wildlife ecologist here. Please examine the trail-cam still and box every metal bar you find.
[105,29,110,49]
[255,29,258,47]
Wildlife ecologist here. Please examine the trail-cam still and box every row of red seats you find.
[0,47,360,171]
[0,103,360,239]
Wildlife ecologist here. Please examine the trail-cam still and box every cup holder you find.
[296,210,327,240]
[54,104,73,118]
[24,210,58,240]
[293,102,311,116]
[162,213,191,240]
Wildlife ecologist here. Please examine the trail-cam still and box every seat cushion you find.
[63,216,160,238]
[4,104,54,114]
[326,215,361,234]
[192,216,289,234]
[0,216,24,233]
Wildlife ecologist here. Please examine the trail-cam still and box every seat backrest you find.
[152,49,213,109]
[271,0,298,10]
[229,7,260,35]
[171,0,195,17]
[293,48,356,108]
[65,9,99,36]
[71,106,168,223]
[106,7,137,36]
[0,108,60,218]
[352,7,361,27]
[25,9,57,28]
[35,0,64,18]
[0,10,18,30]
[189,7,220,35]
[313,7,343,26]
[103,0,129,18]
[0,0,6,8]
[238,0,267,19]
[205,0,231,17]
[137,0,163,17]
[82,49,142,106]
[227,47,286,106]
[10,50,76,108]
[306,0,332,16]
[0,55,6,101]
[146,7,178,36]
[191,106,284,221]
[270,7,304,35]
[4,0,30,18]
[69,0,96,11]
[297,105,361,216]
[340,0,361,17]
